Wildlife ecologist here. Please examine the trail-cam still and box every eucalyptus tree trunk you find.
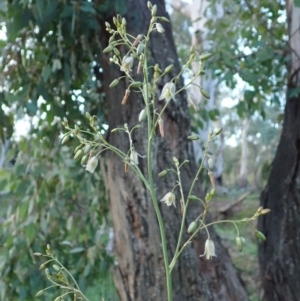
[258,2,300,301]
[99,1,248,300]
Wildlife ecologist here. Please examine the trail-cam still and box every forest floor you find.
[212,189,262,301]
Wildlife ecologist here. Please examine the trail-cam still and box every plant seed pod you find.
[187,221,197,234]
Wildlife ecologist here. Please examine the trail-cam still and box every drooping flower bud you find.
[236,236,245,252]
[121,89,130,105]
[187,221,197,234]
[156,23,165,33]
[158,117,164,137]
[130,150,138,165]
[138,108,147,122]
[86,156,98,173]
[208,158,214,169]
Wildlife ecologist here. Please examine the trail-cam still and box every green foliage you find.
[207,0,287,118]
[0,1,128,298]
[0,128,113,300]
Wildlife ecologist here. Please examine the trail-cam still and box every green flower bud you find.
[215,128,223,135]
[164,64,174,73]
[200,53,213,61]
[61,136,69,145]
[236,236,245,252]
[208,158,214,169]
[158,170,168,177]
[109,79,119,88]
[205,192,212,203]
[84,145,92,154]
[130,81,143,88]
[103,45,113,53]
[53,264,61,271]
[81,155,88,165]
[151,4,157,16]
[255,231,266,241]
[74,149,83,160]
[188,135,200,140]
[159,16,169,22]
[39,263,46,270]
[187,221,197,234]
[200,88,210,99]
[35,289,45,297]
[136,43,144,55]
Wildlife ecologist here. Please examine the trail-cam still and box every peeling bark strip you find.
[258,2,300,301]
[99,1,248,300]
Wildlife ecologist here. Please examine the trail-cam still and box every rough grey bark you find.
[258,2,300,301]
[99,1,248,300]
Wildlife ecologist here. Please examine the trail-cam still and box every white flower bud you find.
[156,23,165,33]
[86,156,98,173]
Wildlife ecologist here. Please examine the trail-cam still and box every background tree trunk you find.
[258,2,300,300]
[99,1,248,300]
[238,118,249,188]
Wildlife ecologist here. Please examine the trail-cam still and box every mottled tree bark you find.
[258,2,300,301]
[99,1,248,300]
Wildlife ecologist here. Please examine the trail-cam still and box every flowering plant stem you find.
[143,21,173,301]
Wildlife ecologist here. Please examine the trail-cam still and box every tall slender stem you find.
[143,24,173,301]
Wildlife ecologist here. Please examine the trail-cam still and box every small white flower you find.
[159,82,176,102]
[160,192,176,207]
[200,238,216,260]
[156,23,165,33]
[86,156,98,173]
[120,55,134,73]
